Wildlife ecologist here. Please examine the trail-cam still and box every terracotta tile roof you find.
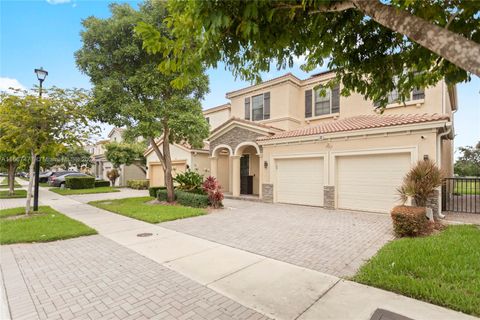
[258,113,449,141]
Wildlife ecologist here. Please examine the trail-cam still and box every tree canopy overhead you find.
[137,0,479,106]
[76,1,210,201]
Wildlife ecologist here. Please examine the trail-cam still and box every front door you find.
[240,154,253,194]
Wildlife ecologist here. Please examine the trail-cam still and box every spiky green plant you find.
[398,160,444,207]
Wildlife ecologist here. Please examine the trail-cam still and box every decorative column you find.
[209,156,218,178]
[231,155,241,197]
[258,153,263,198]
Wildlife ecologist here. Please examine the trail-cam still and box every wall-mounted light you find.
[423,155,429,161]
[264,161,268,169]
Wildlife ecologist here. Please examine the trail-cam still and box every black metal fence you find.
[442,178,480,213]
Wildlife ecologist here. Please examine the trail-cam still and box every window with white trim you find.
[307,85,340,117]
[244,92,270,121]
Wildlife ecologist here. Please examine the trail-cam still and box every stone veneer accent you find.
[426,189,440,218]
[324,186,335,210]
[210,127,265,155]
[262,184,273,203]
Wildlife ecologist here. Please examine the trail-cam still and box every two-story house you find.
[206,71,455,214]
[90,128,146,186]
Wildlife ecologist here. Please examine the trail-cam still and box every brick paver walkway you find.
[162,200,393,277]
[1,235,269,320]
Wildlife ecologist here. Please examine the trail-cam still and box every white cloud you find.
[46,0,71,4]
[0,77,26,93]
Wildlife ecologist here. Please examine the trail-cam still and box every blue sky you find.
[1,0,479,157]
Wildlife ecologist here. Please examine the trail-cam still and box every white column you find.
[258,153,263,198]
[231,155,241,197]
[209,156,218,178]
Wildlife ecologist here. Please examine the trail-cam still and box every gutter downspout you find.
[436,123,452,219]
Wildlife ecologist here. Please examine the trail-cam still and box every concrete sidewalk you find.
[2,181,477,320]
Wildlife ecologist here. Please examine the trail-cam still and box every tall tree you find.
[0,88,95,214]
[76,2,209,202]
[44,147,93,171]
[104,142,147,174]
[454,142,480,177]
[137,0,479,106]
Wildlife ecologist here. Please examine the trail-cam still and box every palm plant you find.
[398,160,444,207]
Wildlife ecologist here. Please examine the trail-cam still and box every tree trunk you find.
[351,0,480,76]
[25,151,36,215]
[148,136,172,201]
[162,126,175,203]
[7,161,17,196]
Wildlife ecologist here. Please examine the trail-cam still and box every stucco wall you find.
[192,153,211,175]
[205,107,231,130]
[227,75,448,131]
[261,129,438,185]
[145,144,192,179]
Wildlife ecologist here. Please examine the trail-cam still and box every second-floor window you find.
[379,87,425,106]
[305,85,340,118]
[245,92,270,121]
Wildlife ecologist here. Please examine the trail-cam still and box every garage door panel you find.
[149,162,186,187]
[337,153,410,213]
[276,158,324,206]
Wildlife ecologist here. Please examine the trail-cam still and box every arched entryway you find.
[234,142,261,197]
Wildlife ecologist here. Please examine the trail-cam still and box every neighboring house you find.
[206,71,455,214]
[144,140,210,187]
[89,128,146,186]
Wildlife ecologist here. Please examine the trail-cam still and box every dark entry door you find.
[240,155,253,194]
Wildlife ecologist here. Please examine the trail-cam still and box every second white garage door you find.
[337,153,411,213]
[276,157,324,206]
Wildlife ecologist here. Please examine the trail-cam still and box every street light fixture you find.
[33,67,48,211]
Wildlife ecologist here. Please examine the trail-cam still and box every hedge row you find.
[149,186,166,197]
[156,189,209,208]
[65,176,95,189]
[127,179,149,190]
[95,180,110,187]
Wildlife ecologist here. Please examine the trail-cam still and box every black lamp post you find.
[33,67,48,211]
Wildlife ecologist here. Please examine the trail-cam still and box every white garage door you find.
[276,157,324,206]
[337,153,411,213]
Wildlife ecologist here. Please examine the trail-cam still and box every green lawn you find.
[353,225,480,316]
[0,178,21,188]
[49,186,120,195]
[0,206,97,245]
[39,182,49,187]
[89,196,206,223]
[0,189,27,198]
[454,180,480,195]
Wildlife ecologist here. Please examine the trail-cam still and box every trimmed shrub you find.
[65,176,95,189]
[149,186,166,198]
[127,179,149,190]
[175,190,209,208]
[157,189,173,202]
[94,180,110,187]
[391,205,433,237]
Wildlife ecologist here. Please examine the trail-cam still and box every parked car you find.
[49,172,88,188]
[16,172,28,178]
[47,171,76,186]
[39,171,54,183]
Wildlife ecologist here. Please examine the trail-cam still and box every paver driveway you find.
[162,200,393,277]
[1,235,269,320]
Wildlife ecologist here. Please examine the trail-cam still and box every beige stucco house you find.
[144,140,211,187]
[205,71,456,214]
[90,128,146,186]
